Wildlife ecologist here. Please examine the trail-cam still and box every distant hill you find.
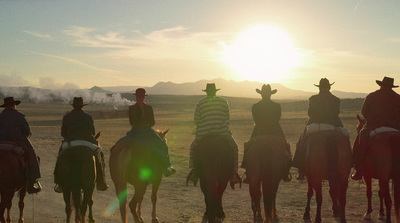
[101,79,367,99]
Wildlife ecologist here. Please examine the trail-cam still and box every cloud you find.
[34,52,122,74]
[62,25,230,61]
[38,77,79,90]
[24,30,52,39]
[0,73,31,87]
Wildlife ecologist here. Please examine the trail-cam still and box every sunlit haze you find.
[222,24,301,83]
[1,1,400,93]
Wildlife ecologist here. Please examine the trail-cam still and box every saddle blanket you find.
[306,123,350,137]
[0,143,24,155]
[369,126,399,137]
[61,140,101,153]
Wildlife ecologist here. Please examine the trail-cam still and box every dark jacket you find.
[362,88,400,130]
[61,108,96,143]
[129,103,155,128]
[251,99,285,138]
[306,91,343,127]
[0,108,31,146]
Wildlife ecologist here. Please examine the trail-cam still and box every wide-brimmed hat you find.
[0,97,21,107]
[314,78,335,88]
[71,97,88,107]
[202,83,220,93]
[133,88,148,96]
[256,84,277,95]
[376,76,398,88]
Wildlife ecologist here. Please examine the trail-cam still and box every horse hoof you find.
[363,212,372,221]
[315,217,322,223]
[303,213,311,220]
[378,213,386,220]
[201,216,208,223]
[152,217,160,223]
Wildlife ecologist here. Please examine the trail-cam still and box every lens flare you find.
[103,188,129,217]
[140,168,152,181]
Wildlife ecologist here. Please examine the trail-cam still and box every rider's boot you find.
[163,166,176,177]
[27,179,42,194]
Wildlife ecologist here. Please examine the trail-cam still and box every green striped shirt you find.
[194,96,230,139]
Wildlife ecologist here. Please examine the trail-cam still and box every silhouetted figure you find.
[54,97,108,192]
[241,84,292,182]
[293,78,344,180]
[351,76,400,180]
[188,83,241,185]
[0,97,42,194]
[126,88,175,177]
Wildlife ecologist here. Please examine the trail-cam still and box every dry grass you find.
[6,96,391,222]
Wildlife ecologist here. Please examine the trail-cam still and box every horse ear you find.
[356,114,361,122]
[95,132,101,140]
[162,129,169,137]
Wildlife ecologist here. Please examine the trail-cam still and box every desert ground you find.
[6,95,394,223]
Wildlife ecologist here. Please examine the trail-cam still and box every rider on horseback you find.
[351,76,400,180]
[54,97,109,192]
[293,78,345,180]
[241,84,292,182]
[187,83,241,185]
[0,97,42,194]
[124,88,176,177]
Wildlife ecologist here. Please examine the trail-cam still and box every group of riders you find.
[0,76,398,196]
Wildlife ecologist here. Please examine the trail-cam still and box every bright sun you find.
[222,24,300,83]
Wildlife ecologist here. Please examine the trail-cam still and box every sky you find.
[1,0,400,93]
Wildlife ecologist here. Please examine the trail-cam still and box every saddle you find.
[60,140,101,154]
[0,141,24,156]
[0,142,25,168]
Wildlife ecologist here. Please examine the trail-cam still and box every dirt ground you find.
[5,102,396,223]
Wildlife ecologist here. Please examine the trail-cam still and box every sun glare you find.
[222,24,300,83]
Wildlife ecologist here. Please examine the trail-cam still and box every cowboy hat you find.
[314,78,335,88]
[133,88,148,96]
[376,76,398,88]
[0,97,21,107]
[256,84,277,95]
[71,97,88,107]
[202,83,220,93]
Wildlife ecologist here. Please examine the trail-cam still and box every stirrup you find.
[54,184,63,193]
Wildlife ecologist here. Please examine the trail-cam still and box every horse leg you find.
[1,192,13,223]
[129,187,145,223]
[80,189,94,223]
[379,180,392,223]
[262,181,278,223]
[338,178,348,223]
[362,177,373,220]
[315,181,323,223]
[378,180,386,220]
[87,197,95,223]
[151,182,161,223]
[249,181,263,223]
[303,180,313,221]
[328,182,339,218]
[72,190,82,223]
[18,188,26,223]
[216,178,228,222]
[63,191,73,223]
[394,177,400,223]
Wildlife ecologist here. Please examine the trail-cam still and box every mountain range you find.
[99,78,367,99]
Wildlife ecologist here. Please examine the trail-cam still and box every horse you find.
[194,134,236,223]
[245,136,289,223]
[0,145,26,223]
[57,146,97,223]
[302,130,352,223]
[109,129,168,223]
[355,114,399,222]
